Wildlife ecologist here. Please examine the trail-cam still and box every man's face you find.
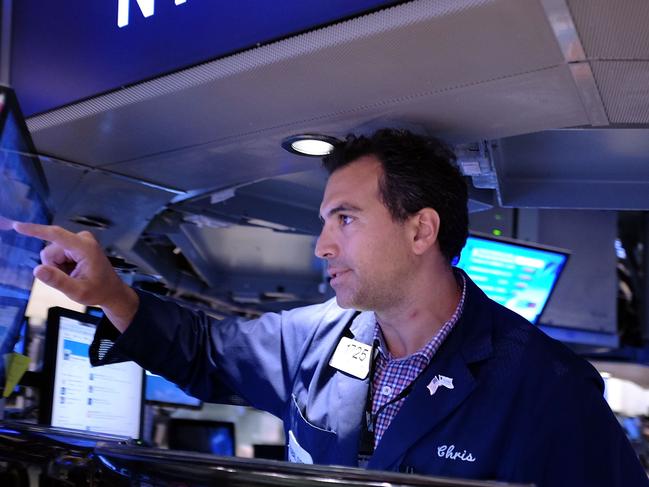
[316,156,416,311]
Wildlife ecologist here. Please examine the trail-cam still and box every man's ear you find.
[410,208,440,255]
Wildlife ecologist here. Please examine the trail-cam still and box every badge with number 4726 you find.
[329,337,372,379]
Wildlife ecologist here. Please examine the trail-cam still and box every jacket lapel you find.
[368,273,494,470]
[331,311,376,465]
[368,332,476,469]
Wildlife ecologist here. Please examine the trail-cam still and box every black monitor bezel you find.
[39,306,145,439]
[459,231,571,325]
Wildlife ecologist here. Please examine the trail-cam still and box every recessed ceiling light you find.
[282,134,339,157]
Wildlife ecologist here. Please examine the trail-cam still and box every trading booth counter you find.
[0,421,532,487]
[0,421,129,485]
[94,440,533,487]
[0,420,128,459]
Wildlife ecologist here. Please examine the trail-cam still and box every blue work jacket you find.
[91,271,649,486]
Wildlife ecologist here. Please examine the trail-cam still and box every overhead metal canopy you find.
[6,0,649,310]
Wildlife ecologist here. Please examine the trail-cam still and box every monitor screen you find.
[85,306,104,319]
[41,307,144,438]
[145,372,201,408]
[456,234,569,324]
[167,419,235,456]
[0,87,50,385]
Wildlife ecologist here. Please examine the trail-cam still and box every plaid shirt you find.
[370,273,466,449]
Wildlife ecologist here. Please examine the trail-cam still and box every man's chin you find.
[335,295,353,309]
[334,292,369,311]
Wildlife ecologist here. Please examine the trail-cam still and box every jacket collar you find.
[368,270,495,469]
[455,268,495,364]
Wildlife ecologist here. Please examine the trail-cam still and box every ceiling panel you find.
[104,137,321,192]
[181,224,320,278]
[568,0,649,59]
[591,61,649,124]
[38,156,87,214]
[51,172,175,250]
[28,0,566,168]
[101,66,588,191]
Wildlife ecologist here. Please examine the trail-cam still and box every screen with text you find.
[456,236,568,324]
[51,316,143,438]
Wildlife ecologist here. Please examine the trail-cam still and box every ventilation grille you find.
[568,0,649,59]
[591,61,649,124]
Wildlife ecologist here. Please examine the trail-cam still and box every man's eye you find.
[339,215,353,226]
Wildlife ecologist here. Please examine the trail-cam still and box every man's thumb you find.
[34,265,53,284]
[33,265,80,301]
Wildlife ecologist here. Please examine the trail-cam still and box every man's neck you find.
[375,264,460,359]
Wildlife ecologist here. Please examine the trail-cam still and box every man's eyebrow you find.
[319,203,363,221]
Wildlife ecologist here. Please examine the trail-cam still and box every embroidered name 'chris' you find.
[437,444,476,462]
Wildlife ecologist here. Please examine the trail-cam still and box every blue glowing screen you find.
[0,89,50,383]
[456,235,568,324]
[208,427,235,456]
[145,371,201,407]
[169,420,235,456]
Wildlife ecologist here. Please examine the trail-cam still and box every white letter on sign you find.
[118,0,154,28]
[118,0,187,28]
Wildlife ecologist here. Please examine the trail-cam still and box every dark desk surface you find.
[0,420,533,487]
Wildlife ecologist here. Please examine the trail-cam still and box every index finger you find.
[13,222,84,250]
[0,214,14,231]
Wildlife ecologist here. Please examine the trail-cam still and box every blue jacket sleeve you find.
[90,289,337,418]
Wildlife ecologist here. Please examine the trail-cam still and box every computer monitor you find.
[145,372,202,408]
[253,444,286,461]
[0,86,50,388]
[85,306,104,319]
[40,307,144,438]
[456,233,569,324]
[167,419,235,456]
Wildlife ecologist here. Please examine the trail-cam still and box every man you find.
[14,129,648,486]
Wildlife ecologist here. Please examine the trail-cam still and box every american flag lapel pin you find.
[427,375,454,396]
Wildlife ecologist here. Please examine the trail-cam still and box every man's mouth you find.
[328,268,351,283]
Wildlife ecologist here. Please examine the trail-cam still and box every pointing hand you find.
[12,222,138,332]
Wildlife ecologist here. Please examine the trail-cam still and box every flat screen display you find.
[42,308,144,438]
[145,371,201,408]
[456,234,569,324]
[0,87,50,385]
[168,419,235,456]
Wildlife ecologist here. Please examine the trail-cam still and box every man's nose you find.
[315,226,337,259]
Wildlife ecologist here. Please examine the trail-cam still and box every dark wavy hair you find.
[322,129,468,263]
